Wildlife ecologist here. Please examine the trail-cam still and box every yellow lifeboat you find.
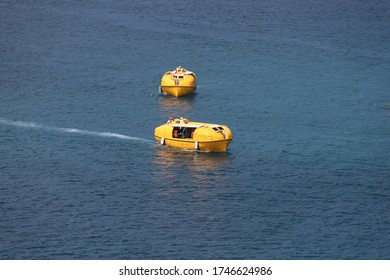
[154,117,233,152]
[160,66,197,97]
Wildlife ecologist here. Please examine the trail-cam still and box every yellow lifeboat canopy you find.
[154,118,232,152]
[160,66,197,97]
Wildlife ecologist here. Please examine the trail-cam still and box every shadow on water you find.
[158,92,196,117]
[153,145,230,169]
[151,146,233,197]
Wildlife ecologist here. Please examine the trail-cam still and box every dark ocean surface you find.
[1,0,389,259]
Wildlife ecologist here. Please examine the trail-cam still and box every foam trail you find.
[0,118,152,143]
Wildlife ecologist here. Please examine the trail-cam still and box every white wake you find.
[0,118,152,143]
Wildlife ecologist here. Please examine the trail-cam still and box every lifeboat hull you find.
[160,67,197,97]
[154,118,232,152]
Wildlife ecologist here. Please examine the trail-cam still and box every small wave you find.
[0,117,152,143]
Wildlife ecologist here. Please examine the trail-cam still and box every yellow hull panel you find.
[161,86,195,97]
[160,66,197,97]
[155,136,231,152]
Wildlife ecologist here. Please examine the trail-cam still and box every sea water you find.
[1,0,389,259]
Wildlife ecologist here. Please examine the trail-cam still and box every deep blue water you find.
[1,0,389,259]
